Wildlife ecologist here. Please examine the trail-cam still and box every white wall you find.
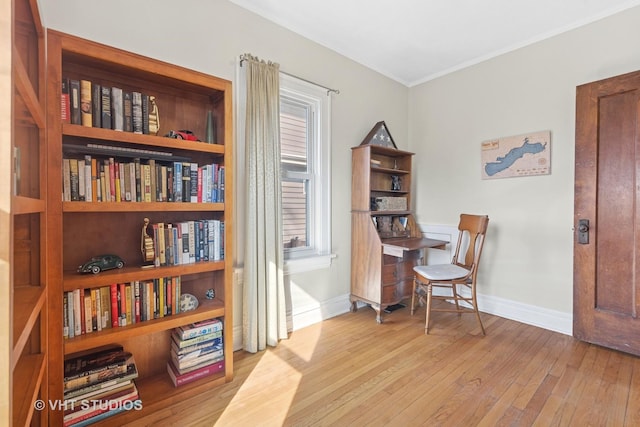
[409,5,640,332]
[38,0,640,338]
[38,0,409,345]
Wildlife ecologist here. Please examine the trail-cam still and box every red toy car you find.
[165,130,200,141]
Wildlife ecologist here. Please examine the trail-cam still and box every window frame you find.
[279,73,332,272]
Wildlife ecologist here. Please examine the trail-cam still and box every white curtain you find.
[241,54,288,353]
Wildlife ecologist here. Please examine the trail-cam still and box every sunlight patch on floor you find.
[215,324,322,425]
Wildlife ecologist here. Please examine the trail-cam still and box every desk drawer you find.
[382,261,419,285]
[381,279,413,304]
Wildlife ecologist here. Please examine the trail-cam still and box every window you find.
[279,73,331,268]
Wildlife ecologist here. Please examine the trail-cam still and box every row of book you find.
[149,219,225,267]
[62,154,225,203]
[167,318,225,387]
[62,78,155,134]
[63,344,140,427]
[63,277,182,339]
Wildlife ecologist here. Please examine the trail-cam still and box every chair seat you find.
[413,263,470,281]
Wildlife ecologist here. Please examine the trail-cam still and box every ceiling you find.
[230,0,640,86]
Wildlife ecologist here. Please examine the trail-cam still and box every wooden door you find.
[574,70,640,356]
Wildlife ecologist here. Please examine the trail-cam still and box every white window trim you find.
[280,73,332,272]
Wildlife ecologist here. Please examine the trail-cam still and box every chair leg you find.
[451,283,461,314]
[411,278,417,315]
[425,283,433,334]
[472,286,486,335]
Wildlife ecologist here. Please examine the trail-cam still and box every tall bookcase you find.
[45,30,234,425]
[351,125,446,323]
[6,0,49,425]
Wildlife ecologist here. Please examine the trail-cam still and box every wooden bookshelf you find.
[46,30,234,425]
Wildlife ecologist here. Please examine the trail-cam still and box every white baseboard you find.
[287,292,572,336]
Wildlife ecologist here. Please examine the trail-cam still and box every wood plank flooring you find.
[127,303,640,426]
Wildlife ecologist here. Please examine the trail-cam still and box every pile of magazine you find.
[63,344,140,427]
[167,318,224,387]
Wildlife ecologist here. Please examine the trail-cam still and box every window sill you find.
[284,253,335,275]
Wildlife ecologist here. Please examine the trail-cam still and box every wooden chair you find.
[411,214,489,334]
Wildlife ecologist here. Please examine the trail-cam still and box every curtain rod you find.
[239,56,340,95]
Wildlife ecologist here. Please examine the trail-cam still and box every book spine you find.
[141,93,150,135]
[77,159,86,201]
[190,162,198,203]
[167,360,224,387]
[132,91,143,134]
[111,87,123,131]
[69,159,79,201]
[182,162,190,203]
[62,158,71,202]
[61,78,70,122]
[123,91,133,132]
[110,284,118,328]
[80,79,92,127]
[100,85,112,129]
[70,79,81,125]
[73,289,82,336]
[92,82,101,128]
[84,155,92,202]
[67,291,75,338]
[173,162,182,202]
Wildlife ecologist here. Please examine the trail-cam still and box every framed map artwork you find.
[481,130,551,179]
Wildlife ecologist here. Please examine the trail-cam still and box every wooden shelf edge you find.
[62,123,226,154]
[63,300,225,354]
[13,196,46,214]
[12,353,46,427]
[63,261,225,290]
[63,201,225,213]
[12,286,46,367]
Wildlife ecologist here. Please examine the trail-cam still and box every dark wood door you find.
[574,70,640,356]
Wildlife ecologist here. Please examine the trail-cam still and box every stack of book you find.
[167,318,224,387]
[63,344,141,427]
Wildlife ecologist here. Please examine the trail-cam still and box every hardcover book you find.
[61,78,70,122]
[70,79,81,125]
[111,87,124,131]
[166,359,224,388]
[132,91,143,134]
[100,85,112,129]
[176,318,223,340]
[141,93,150,134]
[92,82,101,128]
[123,91,133,132]
[80,79,92,127]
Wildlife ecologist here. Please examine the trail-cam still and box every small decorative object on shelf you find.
[165,129,200,141]
[359,121,398,149]
[77,254,125,274]
[205,289,215,300]
[205,110,216,144]
[141,217,155,266]
[148,95,160,135]
[391,175,401,191]
[180,293,199,312]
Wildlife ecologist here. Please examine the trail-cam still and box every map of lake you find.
[484,138,547,177]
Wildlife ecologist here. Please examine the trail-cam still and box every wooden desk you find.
[382,237,447,257]
[351,236,448,323]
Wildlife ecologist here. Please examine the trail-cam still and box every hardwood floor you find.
[128,303,640,426]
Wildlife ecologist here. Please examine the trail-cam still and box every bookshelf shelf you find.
[46,29,234,425]
[62,123,226,155]
[63,261,225,291]
[63,201,225,213]
[64,299,225,354]
[100,368,227,425]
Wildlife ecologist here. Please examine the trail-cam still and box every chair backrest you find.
[452,214,489,277]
